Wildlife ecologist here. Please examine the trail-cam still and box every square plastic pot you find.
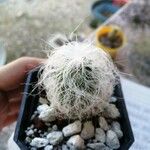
[14,67,134,150]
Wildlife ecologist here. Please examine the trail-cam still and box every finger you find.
[0,112,18,130]
[0,57,44,91]
[7,86,24,101]
[9,99,21,115]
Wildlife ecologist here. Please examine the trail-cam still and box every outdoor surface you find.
[0,0,95,63]
[0,0,150,149]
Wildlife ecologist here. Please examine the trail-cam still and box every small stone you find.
[44,132,48,136]
[30,137,48,148]
[62,121,82,137]
[99,117,109,131]
[81,121,94,140]
[109,97,117,103]
[34,128,37,132]
[31,114,36,120]
[31,148,37,150]
[47,131,63,145]
[62,144,69,150]
[26,129,34,136]
[52,125,58,131]
[103,104,120,119]
[27,127,31,130]
[87,143,110,150]
[111,121,123,139]
[67,135,85,150]
[44,145,53,150]
[34,111,38,115]
[93,139,98,143]
[106,130,120,149]
[47,127,52,132]
[39,107,56,122]
[95,128,106,143]
[45,122,51,126]
[39,97,49,104]
[38,130,42,133]
[25,137,32,143]
[37,104,50,114]
[30,124,34,129]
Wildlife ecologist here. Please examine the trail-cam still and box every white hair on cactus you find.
[38,42,118,120]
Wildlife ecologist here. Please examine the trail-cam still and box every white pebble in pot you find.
[47,131,63,145]
[30,138,48,148]
[106,130,120,149]
[67,135,85,150]
[111,121,123,139]
[95,128,106,143]
[87,143,110,150]
[81,121,95,140]
[44,145,53,150]
[62,121,82,137]
[99,117,109,131]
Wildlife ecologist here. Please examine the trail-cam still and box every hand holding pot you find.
[0,57,44,130]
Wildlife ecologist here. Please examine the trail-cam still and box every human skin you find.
[0,57,44,130]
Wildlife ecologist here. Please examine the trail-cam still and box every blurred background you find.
[0,0,150,149]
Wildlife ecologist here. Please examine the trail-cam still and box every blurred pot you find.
[92,0,120,22]
[96,25,126,59]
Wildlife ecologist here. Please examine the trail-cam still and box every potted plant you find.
[14,42,134,150]
[96,25,125,59]
[92,0,120,22]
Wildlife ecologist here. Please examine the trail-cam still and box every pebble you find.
[26,129,34,136]
[34,128,37,132]
[31,148,37,150]
[103,104,120,119]
[30,124,34,129]
[52,125,58,131]
[81,121,95,140]
[38,130,42,133]
[87,143,110,150]
[30,137,49,148]
[45,122,51,127]
[106,130,120,149]
[62,121,82,137]
[62,145,69,150]
[67,135,85,150]
[37,104,50,114]
[99,117,109,131]
[47,127,52,132]
[44,145,53,150]
[109,97,117,103]
[47,131,63,145]
[39,107,56,122]
[111,121,123,139]
[39,97,49,104]
[95,128,106,143]
[25,137,32,143]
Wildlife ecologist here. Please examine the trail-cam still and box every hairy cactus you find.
[38,42,119,120]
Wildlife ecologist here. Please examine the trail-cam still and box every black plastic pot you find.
[14,67,134,150]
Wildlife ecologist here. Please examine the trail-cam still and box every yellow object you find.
[96,25,125,59]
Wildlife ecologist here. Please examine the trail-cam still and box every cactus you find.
[38,42,119,120]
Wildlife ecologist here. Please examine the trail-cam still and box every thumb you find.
[0,57,45,91]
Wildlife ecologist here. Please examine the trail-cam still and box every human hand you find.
[0,57,44,130]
